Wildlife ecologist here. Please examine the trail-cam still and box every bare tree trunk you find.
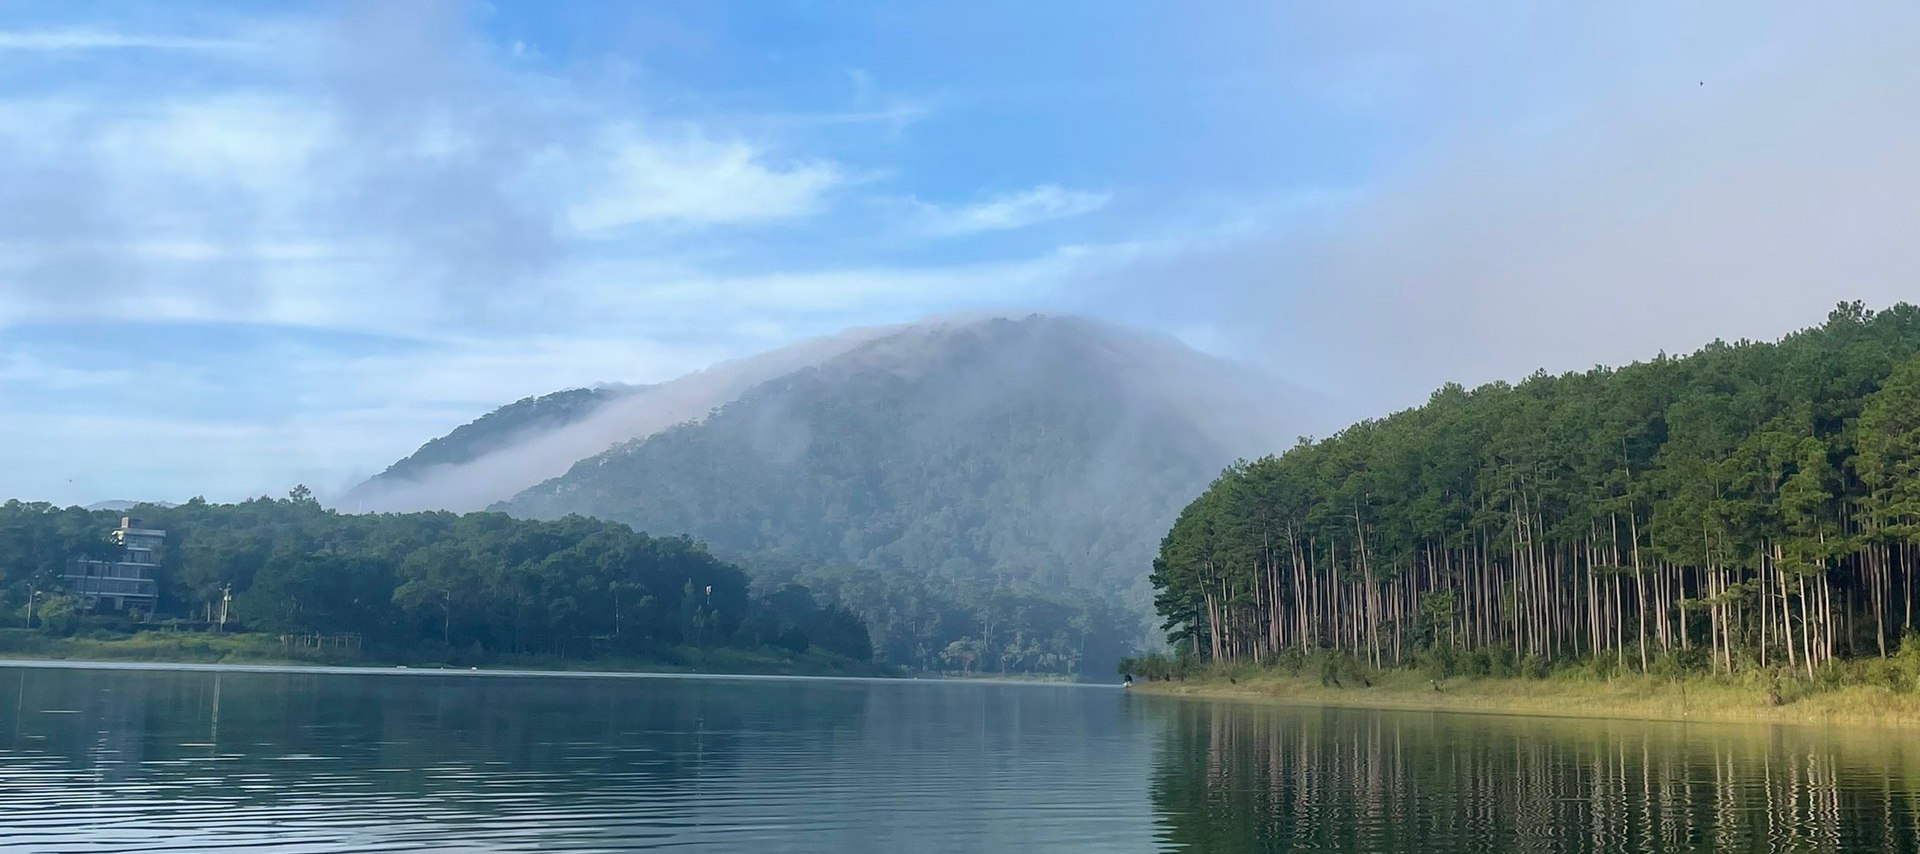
[1630,512,1648,673]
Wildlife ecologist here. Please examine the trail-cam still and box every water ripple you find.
[5,665,1917,853]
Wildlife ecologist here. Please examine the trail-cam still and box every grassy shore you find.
[0,628,893,678]
[1133,668,1920,729]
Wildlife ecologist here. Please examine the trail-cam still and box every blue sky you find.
[3,2,1918,505]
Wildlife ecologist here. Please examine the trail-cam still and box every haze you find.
[2,2,1915,506]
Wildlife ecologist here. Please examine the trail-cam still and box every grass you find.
[0,628,894,678]
[0,628,301,664]
[1132,666,1920,729]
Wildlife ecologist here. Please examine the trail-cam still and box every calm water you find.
[3,664,1919,853]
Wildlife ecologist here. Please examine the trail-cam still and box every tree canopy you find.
[1150,302,1920,678]
[0,496,871,665]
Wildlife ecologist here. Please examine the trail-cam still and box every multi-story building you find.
[64,516,163,613]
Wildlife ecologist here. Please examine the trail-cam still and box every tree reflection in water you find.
[1148,700,1920,853]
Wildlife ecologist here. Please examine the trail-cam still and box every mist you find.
[1071,5,1920,424]
[342,311,1305,555]
[10,3,1915,505]
[339,322,918,513]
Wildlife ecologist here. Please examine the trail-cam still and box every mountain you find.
[491,315,1287,597]
[346,314,1292,674]
[341,323,910,513]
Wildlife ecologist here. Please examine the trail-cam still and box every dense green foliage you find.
[0,496,873,667]
[499,317,1234,675]
[753,555,1141,677]
[1151,302,1920,680]
[365,386,626,484]
[500,318,1220,592]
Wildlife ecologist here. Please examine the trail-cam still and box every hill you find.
[341,324,907,513]
[495,316,1278,596]
[348,314,1291,675]
[84,500,175,511]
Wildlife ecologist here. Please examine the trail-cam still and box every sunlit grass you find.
[1136,665,1920,729]
[0,628,292,663]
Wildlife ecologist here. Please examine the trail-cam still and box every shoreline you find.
[0,657,1113,687]
[1131,671,1920,730]
[0,629,893,679]
[0,657,902,683]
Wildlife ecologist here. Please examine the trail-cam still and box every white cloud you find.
[0,4,1143,506]
[1076,5,1920,421]
[567,238,1160,326]
[562,129,843,234]
[0,29,249,53]
[0,353,133,391]
[918,184,1110,236]
[295,335,723,410]
[0,63,849,334]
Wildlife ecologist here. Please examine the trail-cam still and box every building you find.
[65,516,163,613]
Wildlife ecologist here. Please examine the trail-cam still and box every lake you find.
[2,663,1916,852]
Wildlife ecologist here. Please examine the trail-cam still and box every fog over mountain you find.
[348,314,1294,601]
[341,322,917,513]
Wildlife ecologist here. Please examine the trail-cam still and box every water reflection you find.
[1148,700,1920,853]
[0,664,1156,852]
[10,664,1920,853]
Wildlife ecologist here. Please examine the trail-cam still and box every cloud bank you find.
[1073,5,1920,420]
[5,1,1918,503]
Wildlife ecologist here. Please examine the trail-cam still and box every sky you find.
[2,1,1917,506]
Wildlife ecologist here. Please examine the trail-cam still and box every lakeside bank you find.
[1132,669,1920,730]
[0,629,892,678]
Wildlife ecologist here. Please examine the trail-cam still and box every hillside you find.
[346,314,1289,675]
[495,316,1273,597]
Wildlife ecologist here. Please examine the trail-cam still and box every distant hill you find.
[341,324,909,513]
[346,314,1293,674]
[84,500,175,512]
[493,315,1286,597]
[375,386,630,483]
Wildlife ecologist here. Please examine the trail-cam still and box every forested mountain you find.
[499,316,1252,590]
[0,497,874,669]
[481,315,1284,675]
[1151,302,1920,679]
[332,314,1286,675]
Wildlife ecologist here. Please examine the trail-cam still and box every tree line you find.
[1149,302,1920,679]
[0,492,1141,676]
[756,556,1142,678]
[0,496,873,666]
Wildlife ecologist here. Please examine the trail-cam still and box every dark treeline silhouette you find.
[0,496,873,667]
[1149,302,1920,679]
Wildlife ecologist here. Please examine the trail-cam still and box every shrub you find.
[1582,653,1620,680]
[1462,647,1494,677]
[1521,654,1551,680]
[1420,644,1459,680]
[1268,646,1308,677]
